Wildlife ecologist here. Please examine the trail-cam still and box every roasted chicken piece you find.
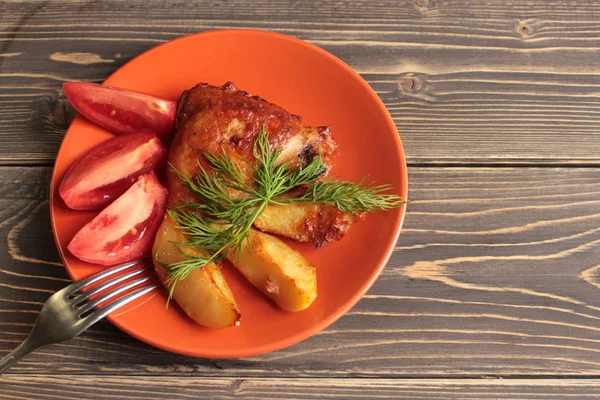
[152,82,349,325]
[166,81,337,207]
[166,81,357,246]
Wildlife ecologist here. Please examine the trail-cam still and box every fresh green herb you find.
[162,124,406,296]
[281,179,403,213]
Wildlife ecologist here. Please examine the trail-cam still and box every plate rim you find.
[49,28,409,358]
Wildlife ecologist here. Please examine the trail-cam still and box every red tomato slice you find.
[63,82,176,137]
[59,131,167,210]
[68,173,168,266]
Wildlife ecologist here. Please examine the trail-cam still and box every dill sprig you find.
[162,124,406,295]
[283,178,403,213]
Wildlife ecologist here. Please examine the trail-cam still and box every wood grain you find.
[2,1,600,164]
[3,377,600,399]
[1,166,600,377]
[2,0,600,396]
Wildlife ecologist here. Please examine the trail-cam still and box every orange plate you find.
[50,30,408,358]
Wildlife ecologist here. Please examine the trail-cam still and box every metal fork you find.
[0,260,157,374]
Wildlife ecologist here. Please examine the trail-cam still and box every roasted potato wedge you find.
[255,203,362,247]
[152,214,240,328]
[227,229,317,311]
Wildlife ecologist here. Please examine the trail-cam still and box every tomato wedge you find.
[59,131,167,210]
[63,82,176,137]
[68,173,168,266]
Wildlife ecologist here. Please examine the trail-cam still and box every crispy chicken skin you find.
[167,81,337,206]
[166,81,357,246]
[152,82,356,325]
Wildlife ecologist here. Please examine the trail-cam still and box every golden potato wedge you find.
[255,203,362,247]
[152,214,240,328]
[227,229,317,311]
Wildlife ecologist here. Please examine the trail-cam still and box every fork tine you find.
[76,276,152,317]
[72,267,149,306]
[81,285,158,327]
[67,259,146,295]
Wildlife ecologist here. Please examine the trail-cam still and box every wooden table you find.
[2,1,600,398]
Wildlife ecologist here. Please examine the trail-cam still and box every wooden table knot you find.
[399,75,423,93]
[515,19,539,38]
[414,0,432,10]
[519,25,533,36]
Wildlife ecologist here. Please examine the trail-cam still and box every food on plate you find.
[153,214,240,328]
[68,173,167,265]
[63,82,176,137]
[226,229,317,312]
[59,131,167,210]
[158,81,404,326]
[254,202,363,247]
[61,79,405,329]
[165,82,337,208]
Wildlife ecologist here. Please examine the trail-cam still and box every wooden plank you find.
[3,377,600,400]
[2,1,600,164]
[1,166,600,376]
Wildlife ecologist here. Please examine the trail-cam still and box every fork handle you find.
[0,337,39,374]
